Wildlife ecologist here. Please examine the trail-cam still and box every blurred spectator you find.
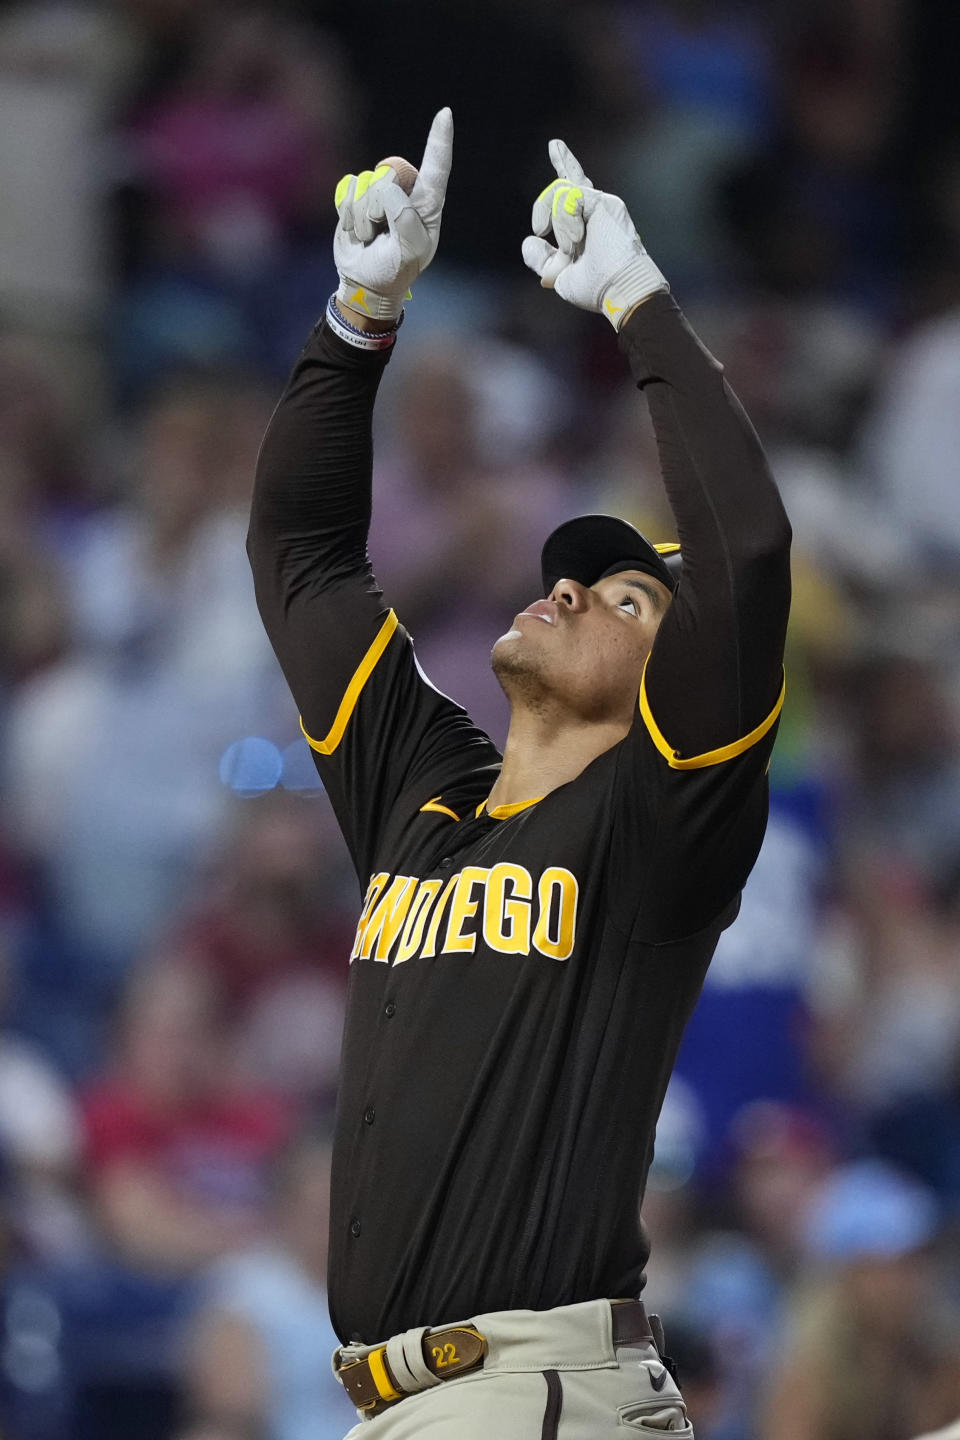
[0,334,100,536]
[0,1,137,328]
[872,1043,960,1210]
[761,1161,960,1440]
[5,373,285,978]
[605,0,775,291]
[0,923,88,1262]
[583,376,675,539]
[674,800,828,1166]
[642,1075,708,1314]
[841,653,960,892]
[0,336,90,724]
[812,866,960,1114]
[806,651,960,1118]
[182,1130,353,1440]
[860,309,960,569]
[127,11,339,274]
[172,791,352,1101]
[81,957,289,1275]
[111,9,350,389]
[679,1229,782,1440]
[371,337,574,742]
[726,1103,835,1274]
[724,24,902,316]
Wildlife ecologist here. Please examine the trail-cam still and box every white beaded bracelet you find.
[325,295,402,351]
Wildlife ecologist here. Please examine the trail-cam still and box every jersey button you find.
[350,1218,361,1238]
[439,856,454,869]
[384,1001,396,1019]
[363,1106,376,1125]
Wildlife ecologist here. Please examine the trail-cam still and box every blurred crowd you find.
[0,1,959,1437]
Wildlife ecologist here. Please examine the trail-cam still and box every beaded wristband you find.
[325,295,402,351]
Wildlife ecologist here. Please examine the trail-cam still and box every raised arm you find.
[621,292,790,759]
[523,140,790,760]
[248,111,498,880]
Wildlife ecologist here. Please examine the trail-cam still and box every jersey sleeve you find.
[247,318,500,883]
[609,294,791,941]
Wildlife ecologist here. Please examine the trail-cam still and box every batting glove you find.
[334,107,453,323]
[522,140,669,330]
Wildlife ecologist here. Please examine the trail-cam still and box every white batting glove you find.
[334,107,453,323]
[522,139,669,330]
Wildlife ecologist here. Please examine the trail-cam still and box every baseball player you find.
[247,109,791,1437]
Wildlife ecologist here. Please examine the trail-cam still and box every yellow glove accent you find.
[553,183,583,218]
[355,164,392,202]
[353,169,374,201]
[335,173,353,209]
[348,287,371,313]
[537,180,585,219]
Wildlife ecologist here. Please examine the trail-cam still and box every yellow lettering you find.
[430,1343,459,1368]
[353,865,579,965]
[443,866,489,953]
[351,873,389,960]
[421,875,459,959]
[358,875,417,962]
[533,867,578,961]
[393,879,443,965]
[483,863,532,954]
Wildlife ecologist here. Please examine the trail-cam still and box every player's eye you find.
[618,595,639,617]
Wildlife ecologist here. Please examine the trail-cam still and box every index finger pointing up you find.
[416,107,454,199]
[548,138,592,190]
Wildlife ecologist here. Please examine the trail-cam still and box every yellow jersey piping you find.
[300,610,399,756]
[638,658,785,770]
[476,796,544,820]
[420,797,461,822]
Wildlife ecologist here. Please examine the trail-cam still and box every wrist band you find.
[336,279,405,323]
[601,252,670,331]
[326,296,402,351]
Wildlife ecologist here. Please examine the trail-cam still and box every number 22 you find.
[431,1342,459,1367]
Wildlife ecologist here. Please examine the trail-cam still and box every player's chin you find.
[492,620,548,663]
[492,626,536,674]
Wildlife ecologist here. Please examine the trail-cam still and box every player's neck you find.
[486,706,631,812]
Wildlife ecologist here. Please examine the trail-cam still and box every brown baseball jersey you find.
[247,291,791,1345]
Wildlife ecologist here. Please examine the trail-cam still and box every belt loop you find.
[368,1347,404,1403]
[385,1327,442,1394]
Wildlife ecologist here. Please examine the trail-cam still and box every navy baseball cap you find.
[541,515,681,597]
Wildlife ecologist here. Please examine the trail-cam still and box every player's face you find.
[492,569,672,723]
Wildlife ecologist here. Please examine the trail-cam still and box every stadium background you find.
[0,1,959,1437]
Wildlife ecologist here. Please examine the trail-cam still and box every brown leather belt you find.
[336,1300,653,1416]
